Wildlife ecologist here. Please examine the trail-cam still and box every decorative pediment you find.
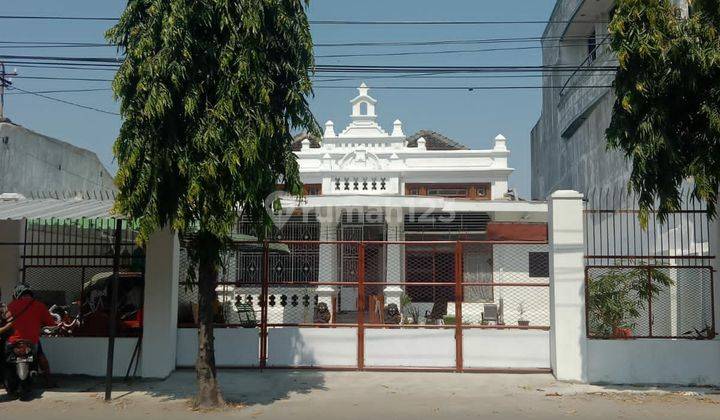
[337,150,382,170]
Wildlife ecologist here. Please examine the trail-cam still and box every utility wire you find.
[8,86,119,115]
[0,56,619,73]
[0,34,599,49]
[14,75,114,82]
[6,88,112,95]
[312,85,613,90]
[0,15,607,25]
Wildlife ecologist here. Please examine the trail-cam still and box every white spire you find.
[350,82,377,121]
[324,120,336,138]
[391,119,404,137]
[494,134,507,151]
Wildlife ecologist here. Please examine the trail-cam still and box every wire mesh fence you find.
[177,237,550,369]
[16,218,145,337]
[177,238,551,356]
[584,187,716,340]
[586,265,715,339]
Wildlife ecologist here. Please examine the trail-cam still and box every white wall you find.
[463,329,550,369]
[588,339,720,386]
[493,244,550,326]
[41,336,139,376]
[141,228,179,378]
[267,327,357,367]
[176,328,259,367]
[364,328,455,367]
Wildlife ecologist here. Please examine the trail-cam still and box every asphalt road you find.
[2,370,719,419]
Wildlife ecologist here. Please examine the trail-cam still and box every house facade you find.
[204,84,550,329]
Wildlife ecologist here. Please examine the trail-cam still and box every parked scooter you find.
[43,304,81,337]
[4,340,39,400]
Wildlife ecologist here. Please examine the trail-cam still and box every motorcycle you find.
[4,340,39,400]
[43,304,81,337]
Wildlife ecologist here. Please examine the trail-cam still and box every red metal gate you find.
[178,239,552,372]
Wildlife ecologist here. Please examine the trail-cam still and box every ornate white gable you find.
[295,83,514,200]
[338,150,383,171]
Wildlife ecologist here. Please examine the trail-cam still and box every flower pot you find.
[517,320,530,329]
[612,327,632,338]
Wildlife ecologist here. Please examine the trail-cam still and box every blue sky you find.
[0,0,556,197]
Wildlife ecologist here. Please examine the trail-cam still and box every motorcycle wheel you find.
[18,379,31,401]
[4,369,19,397]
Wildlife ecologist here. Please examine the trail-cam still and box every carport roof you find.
[0,197,117,221]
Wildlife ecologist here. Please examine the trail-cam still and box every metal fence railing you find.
[18,218,145,337]
[178,239,550,370]
[584,187,716,340]
[585,265,715,339]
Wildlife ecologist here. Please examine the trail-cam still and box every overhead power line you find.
[0,55,620,73]
[6,88,112,95]
[0,15,607,25]
[312,85,613,90]
[8,86,119,115]
[14,75,114,82]
[0,34,598,50]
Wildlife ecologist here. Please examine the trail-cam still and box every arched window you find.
[359,102,368,116]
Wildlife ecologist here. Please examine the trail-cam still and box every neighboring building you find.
[531,0,689,199]
[0,120,115,195]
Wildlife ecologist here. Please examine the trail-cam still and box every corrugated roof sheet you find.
[0,198,117,220]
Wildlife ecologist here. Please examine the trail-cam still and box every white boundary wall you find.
[41,336,138,376]
[364,329,456,367]
[176,328,259,367]
[587,340,720,386]
[463,329,550,369]
[267,327,357,367]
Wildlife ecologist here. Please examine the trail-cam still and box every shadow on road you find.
[1,369,328,407]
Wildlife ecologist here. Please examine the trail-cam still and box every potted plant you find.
[517,302,530,328]
[400,293,419,325]
[587,267,673,338]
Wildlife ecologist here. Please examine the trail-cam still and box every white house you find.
[201,84,550,329]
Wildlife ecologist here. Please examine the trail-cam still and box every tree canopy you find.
[607,0,720,220]
[107,0,318,407]
[108,0,317,245]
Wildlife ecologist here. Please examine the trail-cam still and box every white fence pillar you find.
[710,216,720,333]
[384,209,404,308]
[317,215,339,319]
[548,190,587,382]
[140,227,180,378]
[0,219,24,303]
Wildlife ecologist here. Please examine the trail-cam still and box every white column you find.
[0,219,24,303]
[710,216,720,334]
[317,214,339,319]
[384,209,404,308]
[548,190,587,382]
[140,227,180,378]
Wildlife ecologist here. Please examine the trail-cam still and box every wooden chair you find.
[368,295,384,324]
[482,303,499,325]
[424,298,448,325]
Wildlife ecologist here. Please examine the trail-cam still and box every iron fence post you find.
[647,267,653,337]
[104,218,123,401]
[259,241,269,369]
[357,242,365,370]
[454,241,463,372]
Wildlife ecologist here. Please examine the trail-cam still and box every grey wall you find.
[531,0,690,200]
[0,122,115,195]
[531,0,630,200]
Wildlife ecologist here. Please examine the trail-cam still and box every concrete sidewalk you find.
[2,370,719,419]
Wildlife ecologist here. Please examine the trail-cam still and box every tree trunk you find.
[193,247,226,409]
